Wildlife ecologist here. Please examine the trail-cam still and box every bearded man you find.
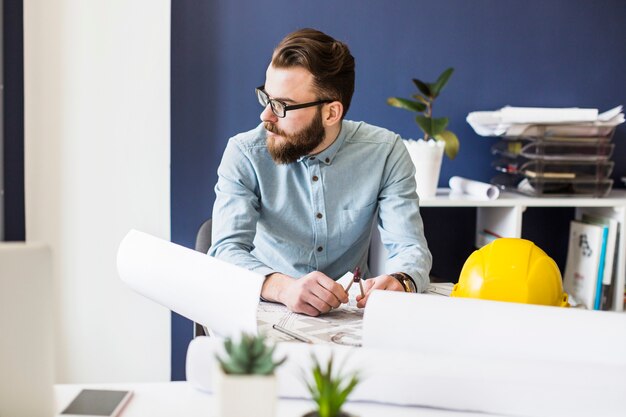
[209,28,432,316]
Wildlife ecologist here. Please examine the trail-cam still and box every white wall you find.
[1,244,54,417]
[24,0,171,383]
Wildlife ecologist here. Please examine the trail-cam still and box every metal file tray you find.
[491,138,614,161]
[502,124,617,139]
[492,158,614,181]
[491,173,613,197]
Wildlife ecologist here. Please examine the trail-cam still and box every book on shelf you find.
[475,229,502,248]
[563,220,608,310]
[580,212,620,310]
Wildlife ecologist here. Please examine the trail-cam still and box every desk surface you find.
[55,382,499,417]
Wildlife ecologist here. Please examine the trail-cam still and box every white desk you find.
[55,382,501,417]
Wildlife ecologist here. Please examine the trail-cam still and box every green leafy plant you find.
[387,67,460,159]
[216,333,286,375]
[302,354,360,417]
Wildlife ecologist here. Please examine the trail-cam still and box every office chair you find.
[193,218,212,337]
[195,218,213,255]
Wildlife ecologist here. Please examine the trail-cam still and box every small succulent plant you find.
[216,333,286,375]
[302,353,360,417]
[387,67,460,159]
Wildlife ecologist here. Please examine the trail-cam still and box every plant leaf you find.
[435,130,460,160]
[337,374,360,408]
[415,116,449,139]
[223,338,233,354]
[313,365,324,392]
[415,115,432,137]
[430,67,454,98]
[254,361,275,375]
[387,97,426,113]
[412,78,431,97]
[430,117,449,136]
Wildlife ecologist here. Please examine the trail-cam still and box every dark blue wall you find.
[171,0,626,380]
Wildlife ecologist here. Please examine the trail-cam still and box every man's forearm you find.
[261,272,295,303]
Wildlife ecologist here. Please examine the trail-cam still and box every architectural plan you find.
[258,271,363,345]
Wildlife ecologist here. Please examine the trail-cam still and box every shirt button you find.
[317,246,323,252]
[309,156,316,161]
[316,212,323,219]
[325,158,330,163]
[312,175,319,182]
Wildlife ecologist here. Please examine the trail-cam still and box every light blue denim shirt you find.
[209,120,432,291]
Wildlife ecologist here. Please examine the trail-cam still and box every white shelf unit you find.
[418,189,626,311]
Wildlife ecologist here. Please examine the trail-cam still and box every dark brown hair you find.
[271,28,355,118]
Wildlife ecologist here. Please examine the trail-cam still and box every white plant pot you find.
[403,139,445,199]
[214,368,277,417]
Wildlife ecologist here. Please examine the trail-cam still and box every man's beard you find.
[265,109,325,164]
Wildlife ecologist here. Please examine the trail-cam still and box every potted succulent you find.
[214,333,286,417]
[301,353,361,417]
[387,67,459,198]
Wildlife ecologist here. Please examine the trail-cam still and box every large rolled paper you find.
[186,336,624,417]
[449,175,499,200]
[117,230,263,337]
[363,291,626,365]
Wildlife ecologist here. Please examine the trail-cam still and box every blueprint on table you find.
[257,271,363,346]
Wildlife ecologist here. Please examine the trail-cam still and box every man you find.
[210,28,432,316]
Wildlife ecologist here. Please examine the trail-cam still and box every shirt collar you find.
[297,122,347,165]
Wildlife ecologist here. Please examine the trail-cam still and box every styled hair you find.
[271,28,355,118]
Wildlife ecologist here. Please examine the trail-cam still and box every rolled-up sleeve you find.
[209,139,275,276]
[377,137,432,292]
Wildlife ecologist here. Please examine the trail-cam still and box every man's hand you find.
[262,271,349,316]
[355,274,404,308]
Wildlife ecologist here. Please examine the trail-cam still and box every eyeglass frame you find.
[256,85,334,118]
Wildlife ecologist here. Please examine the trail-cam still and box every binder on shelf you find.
[593,226,608,310]
[563,220,608,310]
[581,212,620,310]
[476,229,501,248]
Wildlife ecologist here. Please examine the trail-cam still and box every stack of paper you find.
[467,105,624,137]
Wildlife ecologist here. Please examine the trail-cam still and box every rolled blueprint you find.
[117,229,263,337]
[449,175,499,200]
[363,291,626,365]
[186,334,625,417]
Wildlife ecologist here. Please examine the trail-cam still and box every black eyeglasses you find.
[255,85,333,118]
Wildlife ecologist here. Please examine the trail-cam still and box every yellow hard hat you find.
[451,238,569,307]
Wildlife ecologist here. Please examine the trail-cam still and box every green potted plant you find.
[301,353,361,417]
[214,333,286,417]
[387,67,459,198]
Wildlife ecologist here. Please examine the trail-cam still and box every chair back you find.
[195,218,213,253]
[194,218,212,337]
